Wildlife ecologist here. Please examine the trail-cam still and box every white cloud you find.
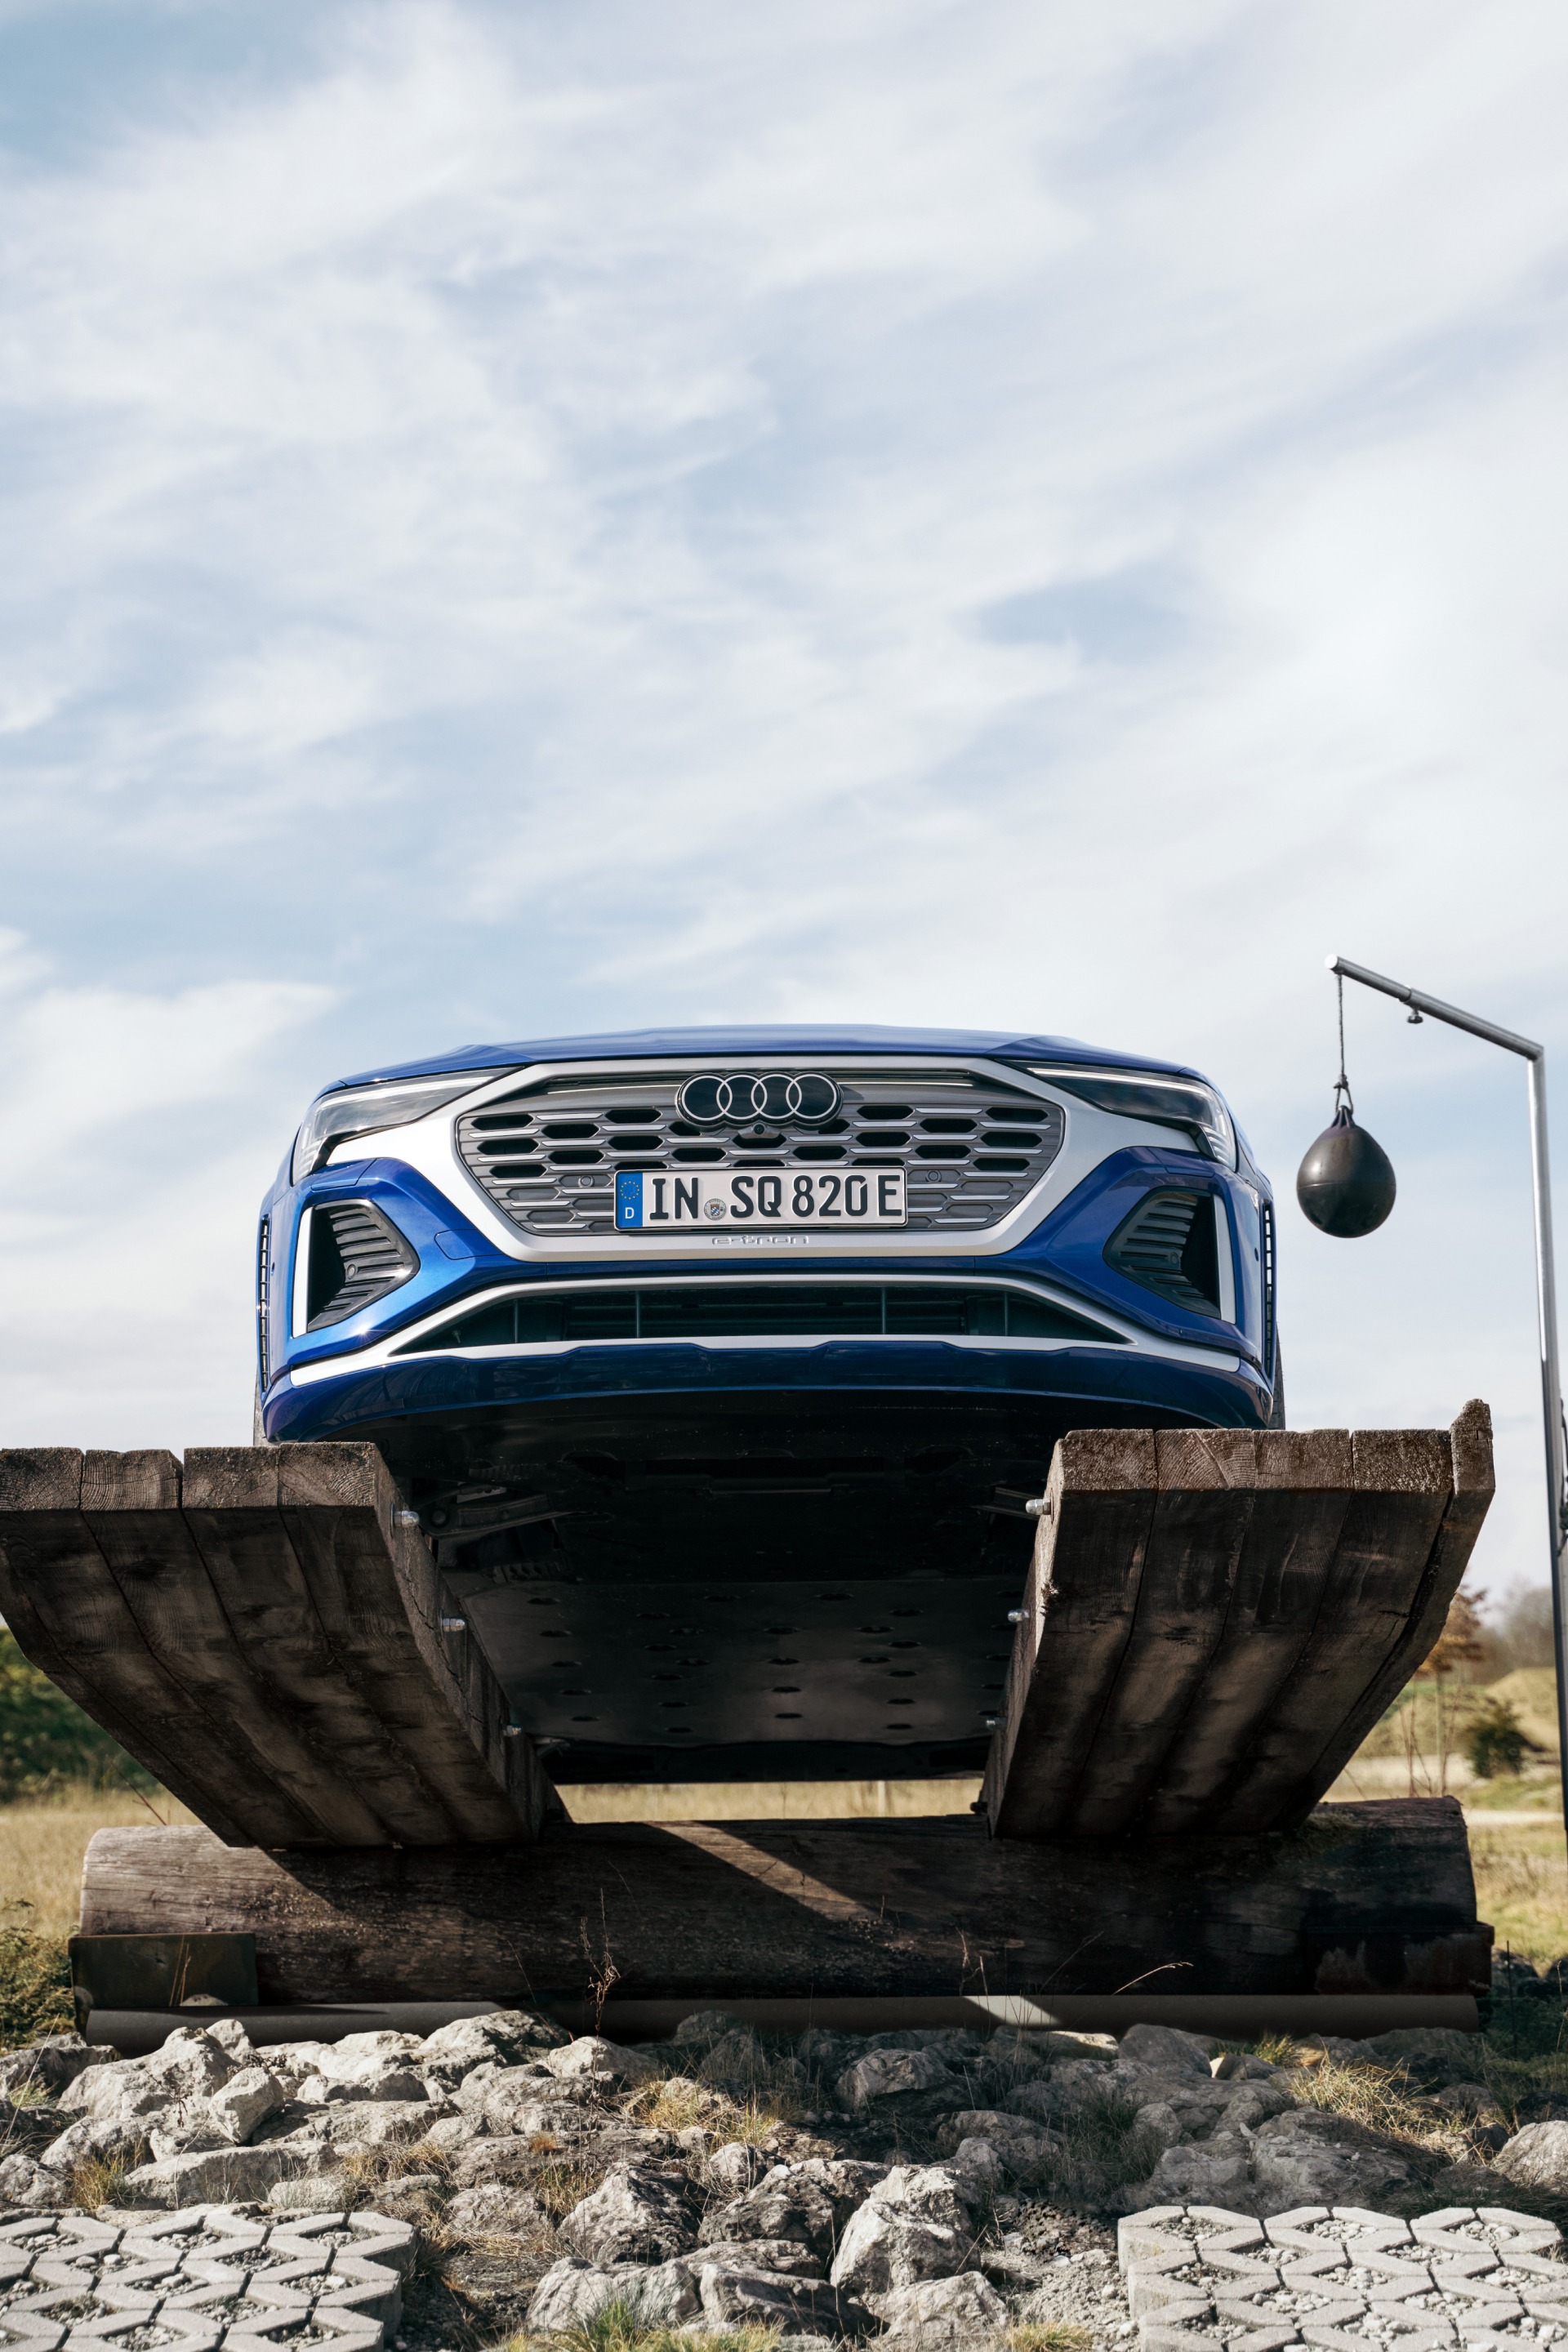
[0,956,332,1443]
[0,0,1565,1584]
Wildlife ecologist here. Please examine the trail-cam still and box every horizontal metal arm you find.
[1328,955,1541,1061]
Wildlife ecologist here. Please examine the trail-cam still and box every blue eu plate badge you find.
[616,1173,644,1229]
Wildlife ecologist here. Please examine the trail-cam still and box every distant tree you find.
[1465,1696,1536,1780]
[0,1631,154,1801]
[1498,1585,1557,1673]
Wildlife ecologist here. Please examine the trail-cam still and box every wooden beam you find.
[0,1444,551,1848]
[982,1405,1493,1840]
[77,1799,1487,2004]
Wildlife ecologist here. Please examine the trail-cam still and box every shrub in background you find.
[0,1631,154,1801]
[1466,1696,1535,1780]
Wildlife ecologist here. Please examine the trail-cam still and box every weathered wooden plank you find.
[982,1429,1157,1838]
[179,1447,443,1846]
[1270,1400,1495,1814]
[1206,1424,1458,1832]
[78,1800,1486,2003]
[1142,1430,1355,1833]
[1062,1429,1258,1836]
[81,1451,353,1847]
[274,1445,552,1841]
[0,1451,252,1843]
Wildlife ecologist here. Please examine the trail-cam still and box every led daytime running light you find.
[1029,1066,1236,1167]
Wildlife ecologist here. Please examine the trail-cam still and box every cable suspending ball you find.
[1297,970,1396,1237]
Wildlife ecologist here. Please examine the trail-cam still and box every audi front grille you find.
[455,1067,1067,1238]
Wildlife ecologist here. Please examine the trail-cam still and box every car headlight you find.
[1029,1067,1237,1168]
[292,1069,514,1184]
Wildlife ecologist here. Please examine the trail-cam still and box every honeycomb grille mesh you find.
[456,1067,1066,1238]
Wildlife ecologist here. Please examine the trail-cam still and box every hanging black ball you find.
[1296,1105,1396,1237]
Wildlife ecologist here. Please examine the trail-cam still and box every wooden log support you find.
[0,1444,554,1848]
[78,1800,1489,2005]
[982,1401,1493,1839]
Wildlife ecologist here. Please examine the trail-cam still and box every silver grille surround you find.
[456,1065,1067,1241]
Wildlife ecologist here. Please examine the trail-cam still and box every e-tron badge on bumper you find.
[616,1168,906,1231]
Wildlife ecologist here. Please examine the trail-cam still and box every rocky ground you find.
[3,1955,1568,2347]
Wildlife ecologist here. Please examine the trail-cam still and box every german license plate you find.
[616,1168,906,1232]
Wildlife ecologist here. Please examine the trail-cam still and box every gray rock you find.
[1129,2142,1251,2210]
[0,2153,49,2206]
[269,2171,358,2212]
[0,2034,116,2096]
[1219,2081,1296,2131]
[199,2016,256,2062]
[871,2269,1009,2345]
[558,2163,697,2263]
[542,2034,660,2089]
[319,2098,439,2148]
[827,2182,973,2295]
[452,2120,668,2186]
[207,2064,289,2143]
[443,2182,550,2243]
[697,2025,768,2078]
[38,2111,155,2174]
[1134,2101,1184,2151]
[57,2027,238,2126]
[837,2045,952,2109]
[697,2238,823,2278]
[947,2138,1005,2194]
[708,2140,764,2195]
[528,2256,702,2331]
[702,2176,837,2261]
[873,2163,984,2230]
[1209,2050,1280,2081]
[1496,2119,1568,2190]
[1116,2024,1215,2078]
[1005,2061,1119,2124]
[1248,2108,1419,2212]
[416,2009,568,2078]
[477,2074,572,2135]
[119,2139,331,2206]
[697,2264,851,2333]
[936,2113,1060,2177]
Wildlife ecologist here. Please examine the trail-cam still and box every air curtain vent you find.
[1261,1200,1277,1378]
[1104,1189,1222,1318]
[306,1201,417,1330]
[256,1218,271,1387]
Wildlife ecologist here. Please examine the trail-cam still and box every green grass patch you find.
[0,1927,73,2051]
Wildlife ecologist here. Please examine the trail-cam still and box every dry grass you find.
[528,2315,781,2352]
[563,1778,981,1822]
[532,2159,608,2219]
[69,2147,140,2209]
[626,2078,716,2132]
[0,1786,196,1938]
[1007,2328,1094,2352]
[1469,1820,1568,1963]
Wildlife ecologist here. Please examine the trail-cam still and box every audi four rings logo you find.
[676,1071,841,1126]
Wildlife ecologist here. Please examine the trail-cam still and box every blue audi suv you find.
[256,1026,1279,1785]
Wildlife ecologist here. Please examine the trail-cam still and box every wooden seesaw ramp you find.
[0,1404,1496,2010]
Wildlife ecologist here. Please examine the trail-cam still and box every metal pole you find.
[1327,955,1568,1833]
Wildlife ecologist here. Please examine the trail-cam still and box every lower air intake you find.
[1103,1188,1221,1317]
[396,1281,1123,1350]
[306,1201,417,1330]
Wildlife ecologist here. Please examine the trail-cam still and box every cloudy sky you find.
[2,0,1565,1602]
